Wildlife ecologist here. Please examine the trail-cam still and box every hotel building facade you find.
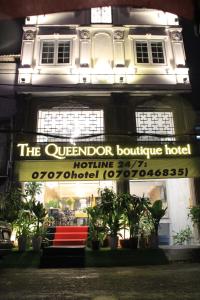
[0,6,199,245]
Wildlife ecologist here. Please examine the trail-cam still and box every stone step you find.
[40,255,85,268]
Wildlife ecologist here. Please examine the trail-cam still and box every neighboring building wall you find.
[0,57,18,190]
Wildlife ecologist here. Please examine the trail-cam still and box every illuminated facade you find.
[0,7,199,245]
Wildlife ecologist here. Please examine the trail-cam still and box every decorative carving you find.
[171,31,182,41]
[80,30,90,40]
[114,31,124,40]
[24,30,35,40]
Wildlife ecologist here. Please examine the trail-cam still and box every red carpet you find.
[52,226,88,247]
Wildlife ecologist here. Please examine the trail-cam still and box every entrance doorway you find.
[31,180,116,226]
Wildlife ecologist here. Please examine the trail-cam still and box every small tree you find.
[24,182,46,235]
[0,185,24,225]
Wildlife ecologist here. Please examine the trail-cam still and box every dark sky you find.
[0,18,24,55]
[181,19,200,107]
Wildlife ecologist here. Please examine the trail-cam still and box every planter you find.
[138,236,149,249]
[149,233,159,249]
[109,236,119,249]
[18,235,28,252]
[129,237,138,249]
[32,235,42,252]
[120,239,130,248]
[91,240,100,250]
[102,237,109,248]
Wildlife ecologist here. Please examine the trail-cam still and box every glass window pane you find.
[91,6,112,23]
[135,111,175,141]
[37,109,104,142]
[151,42,165,64]
[57,41,70,64]
[129,180,168,215]
[41,42,54,64]
[135,42,149,64]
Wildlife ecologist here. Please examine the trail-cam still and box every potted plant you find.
[14,210,34,252]
[99,188,124,249]
[24,182,46,252]
[147,200,167,248]
[123,194,149,249]
[189,205,200,239]
[86,206,106,250]
[138,213,154,248]
[117,193,130,248]
[173,226,192,245]
[30,200,47,252]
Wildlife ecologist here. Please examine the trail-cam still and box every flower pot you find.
[120,239,130,248]
[139,236,149,249]
[91,240,100,250]
[129,237,138,249]
[18,235,28,252]
[109,236,119,249]
[102,237,109,248]
[32,235,42,252]
[149,233,159,248]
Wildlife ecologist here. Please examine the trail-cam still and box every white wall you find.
[18,8,189,86]
[166,178,194,244]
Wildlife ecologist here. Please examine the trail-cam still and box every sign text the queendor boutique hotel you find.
[15,143,200,181]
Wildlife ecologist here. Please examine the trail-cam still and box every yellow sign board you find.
[15,158,200,181]
[16,143,192,160]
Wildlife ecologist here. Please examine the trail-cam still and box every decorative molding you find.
[24,30,35,40]
[114,30,124,40]
[80,30,90,40]
[171,31,182,41]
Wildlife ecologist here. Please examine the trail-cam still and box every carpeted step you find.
[54,232,88,239]
[53,239,86,246]
[40,226,88,268]
[55,226,88,233]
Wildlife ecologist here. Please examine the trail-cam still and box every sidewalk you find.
[0,263,200,299]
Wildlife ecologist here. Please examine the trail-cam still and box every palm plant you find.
[86,205,106,249]
[99,188,124,246]
[148,200,167,237]
[30,200,47,236]
[23,182,46,251]
[14,209,34,252]
[124,194,149,238]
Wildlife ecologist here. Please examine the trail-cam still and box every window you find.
[129,180,168,218]
[135,41,165,64]
[129,180,167,207]
[91,6,112,23]
[41,40,71,65]
[135,111,175,141]
[37,109,104,142]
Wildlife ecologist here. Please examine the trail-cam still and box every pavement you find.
[0,263,200,299]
